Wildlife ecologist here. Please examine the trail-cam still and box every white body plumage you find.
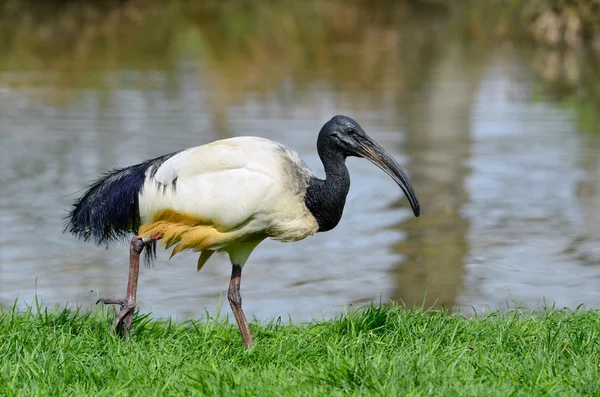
[137,137,319,267]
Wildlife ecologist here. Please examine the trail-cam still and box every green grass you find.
[1,302,599,396]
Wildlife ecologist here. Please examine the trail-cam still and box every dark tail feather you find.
[64,151,179,265]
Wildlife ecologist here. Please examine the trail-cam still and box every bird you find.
[65,115,420,348]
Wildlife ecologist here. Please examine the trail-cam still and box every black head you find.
[317,115,420,217]
[317,115,369,157]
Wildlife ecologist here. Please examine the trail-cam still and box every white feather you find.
[138,137,319,251]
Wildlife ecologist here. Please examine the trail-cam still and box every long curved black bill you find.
[356,136,420,217]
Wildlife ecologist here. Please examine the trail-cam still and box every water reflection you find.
[0,1,599,318]
[460,48,600,312]
[392,39,485,309]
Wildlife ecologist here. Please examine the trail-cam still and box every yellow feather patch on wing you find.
[138,209,236,257]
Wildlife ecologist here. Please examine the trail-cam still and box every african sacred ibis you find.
[66,115,420,348]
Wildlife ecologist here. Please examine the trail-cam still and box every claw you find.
[97,297,135,339]
[113,304,135,338]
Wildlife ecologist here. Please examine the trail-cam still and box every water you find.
[1,2,599,321]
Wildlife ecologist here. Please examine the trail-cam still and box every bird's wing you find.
[139,137,282,232]
[152,137,280,180]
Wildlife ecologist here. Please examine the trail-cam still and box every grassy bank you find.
[1,304,599,396]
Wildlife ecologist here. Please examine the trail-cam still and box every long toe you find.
[97,297,126,306]
[113,304,136,339]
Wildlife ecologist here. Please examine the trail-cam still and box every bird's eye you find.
[346,127,355,135]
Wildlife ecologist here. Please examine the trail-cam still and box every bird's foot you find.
[97,297,136,339]
[96,297,125,306]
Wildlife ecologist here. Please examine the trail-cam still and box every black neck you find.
[304,148,350,232]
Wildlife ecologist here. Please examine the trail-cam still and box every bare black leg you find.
[228,264,253,348]
[97,235,160,339]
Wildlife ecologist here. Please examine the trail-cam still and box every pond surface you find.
[1,2,599,321]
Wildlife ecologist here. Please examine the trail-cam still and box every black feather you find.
[64,151,180,265]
